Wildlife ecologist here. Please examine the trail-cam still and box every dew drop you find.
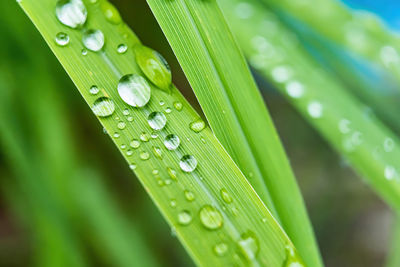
[140,132,150,142]
[100,0,122,24]
[238,232,259,261]
[384,165,397,180]
[82,29,105,52]
[338,119,351,134]
[384,138,395,152]
[178,210,192,226]
[199,205,223,230]
[129,163,137,170]
[184,190,195,202]
[152,146,163,159]
[283,245,305,267]
[213,242,228,257]
[173,101,183,111]
[147,112,167,130]
[81,49,88,55]
[151,132,158,139]
[89,85,99,95]
[180,155,197,173]
[117,122,126,130]
[190,119,206,133]
[126,149,132,156]
[130,139,140,149]
[127,116,133,122]
[56,0,87,29]
[271,66,291,83]
[165,107,172,114]
[170,199,177,208]
[113,132,120,138]
[164,134,180,150]
[55,32,70,46]
[159,100,165,106]
[285,81,304,98]
[307,101,323,118]
[134,44,172,91]
[220,189,232,204]
[139,151,150,160]
[117,44,128,54]
[118,74,151,107]
[167,167,177,180]
[91,97,115,117]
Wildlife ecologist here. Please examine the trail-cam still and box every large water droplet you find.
[147,112,167,130]
[56,0,87,29]
[92,97,115,117]
[199,205,223,230]
[190,119,206,133]
[180,155,197,173]
[164,134,180,150]
[118,74,151,107]
[134,44,172,91]
[238,232,259,261]
[100,1,122,24]
[83,29,105,52]
[178,210,192,226]
[55,32,70,46]
[213,242,228,257]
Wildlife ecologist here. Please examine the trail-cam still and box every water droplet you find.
[92,97,115,117]
[55,32,70,46]
[82,29,105,52]
[140,132,150,142]
[199,205,223,230]
[385,165,397,180]
[117,122,126,130]
[178,210,192,226]
[139,151,150,160]
[213,243,228,257]
[285,81,304,98]
[134,44,172,91]
[126,150,133,156]
[167,167,177,180]
[159,100,165,106]
[81,49,88,55]
[129,163,137,170]
[113,132,120,138]
[118,74,151,107]
[165,107,172,114]
[100,0,122,24]
[238,232,259,261]
[152,146,163,159]
[200,137,206,144]
[220,189,232,204]
[151,132,158,139]
[283,245,305,267]
[89,85,99,95]
[180,155,197,173]
[152,169,159,175]
[384,138,395,152]
[271,66,291,83]
[147,112,167,130]
[170,199,177,208]
[127,116,133,122]
[307,101,323,118]
[56,0,87,29]
[184,190,195,202]
[338,119,351,134]
[173,101,183,111]
[117,44,128,54]
[164,134,180,150]
[190,119,206,133]
[130,139,140,149]
[120,144,126,149]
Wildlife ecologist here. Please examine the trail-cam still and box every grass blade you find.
[220,0,400,209]
[145,0,322,266]
[17,0,298,265]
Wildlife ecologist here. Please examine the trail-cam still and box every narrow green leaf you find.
[18,0,297,265]
[146,0,322,266]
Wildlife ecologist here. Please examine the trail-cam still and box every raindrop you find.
[126,149,133,156]
[165,107,172,114]
[91,97,115,117]
[307,101,323,118]
[238,232,259,261]
[140,132,150,142]
[220,189,232,204]
[167,167,177,180]
[81,49,88,55]
[384,138,395,152]
[338,119,351,134]
[120,144,126,149]
[147,112,167,130]
[178,210,192,226]
[184,190,195,202]
[127,116,133,122]
[134,44,172,91]
[152,146,163,159]
[117,122,126,130]
[113,132,120,138]
[173,101,183,111]
[151,132,158,139]
[129,163,136,170]
[89,85,99,95]
[283,245,305,267]
[285,81,304,98]
[140,151,150,160]
[130,139,140,149]
[384,165,397,180]
[271,66,291,83]
[199,205,223,230]
[117,44,128,54]
[118,74,151,107]
[82,29,105,52]
[56,0,87,29]
[190,119,205,133]
[213,243,228,257]
[55,32,70,46]
[100,0,122,24]
[164,134,180,150]
[170,199,177,208]
[180,155,197,173]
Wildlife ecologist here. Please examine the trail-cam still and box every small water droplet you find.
[89,85,99,95]
[338,119,351,134]
[167,167,177,180]
[200,137,206,144]
[164,134,180,150]
[118,74,151,107]
[56,0,87,29]
[220,189,232,204]
[178,210,192,225]
[285,81,304,98]
[180,155,197,173]
[159,100,165,106]
[129,163,137,170]
[147,112,167,130]
[127,116,133,122]
[120,144,126,149]
[113,132,120,138]
[165,107,172,114]
[81,49,88,55]
[82,29,105,52]
[140,151,150,160]
[151,132,158,139]
[283,245,305,267]
[92,97,115,117]
[173,101,183,111]
[384,165,397,180]
[199,205,223,230]
[126,150,133,156]
[152,169,159,175]
[117,122,126,130]
[170,199,177,208]
[213,243,228,257]
[271,66,291,83]
[117,44,128,54]
[130,139,140,149]
[307,101,323,118]
[384,138,395,152]
[100,0,122,24]
[152,146,163,159]
[190,119,206,133]
[134,44,172,91]
[238,232,259,261]
[184,190,195,202]
[55,32,70,46]
[140,132,150,142]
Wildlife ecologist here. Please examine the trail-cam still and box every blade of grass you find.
[145,0,322,266]
[17,0,298,265]
[220,0,400,209]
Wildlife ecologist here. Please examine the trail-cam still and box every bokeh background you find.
[0,0,399,266]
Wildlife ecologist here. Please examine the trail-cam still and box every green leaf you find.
[145,0,321,266]
[18,0,297,265]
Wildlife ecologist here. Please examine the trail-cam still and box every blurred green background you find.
[0,0,399,266]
